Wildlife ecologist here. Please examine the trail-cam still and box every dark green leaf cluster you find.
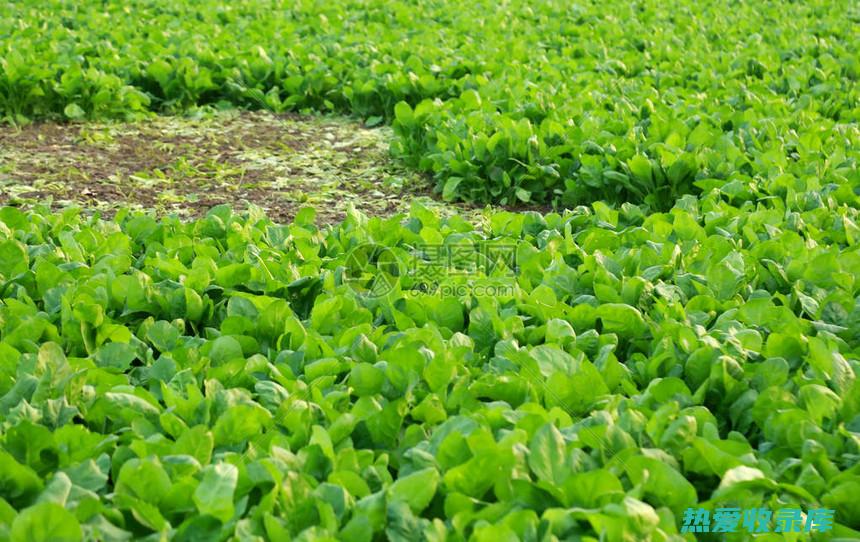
[1,0,858,206]
[0,181,859,539]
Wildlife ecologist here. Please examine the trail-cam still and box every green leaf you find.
[431,297,464,331]
[173,426,214,465]
[627,154,652,182]
[214,263,252,288]
[442,177,462,201]
[35,473,72,506]
[387,468,439,514]
[546,318,576,345]
[208,335,244,365]
[94,342,137,372]
[706,251,745,300]
[193,463,238,523]
[10,502,82,542]
[0,451,44,506]
[213,403,272,446]
[63,103,86,120]
[394,102,414,126]
[115,457,171,506]
[528,423,569,484]
[515,188,531,202]
[544,358,608,415]
[146,321,181,352]
[0,240,28,278]
[596,303,647,337]
[562,470,624,508]
[624,456,697,516]
[350,363,385,397]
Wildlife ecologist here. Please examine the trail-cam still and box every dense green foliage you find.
[1,185,860,540]
[3,0,860,540]
[2,0,858,206]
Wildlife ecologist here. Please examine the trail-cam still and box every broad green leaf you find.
[10,502,82,542]
[387,468,439,513]
[193,463,238,523]
[528,423,568,484]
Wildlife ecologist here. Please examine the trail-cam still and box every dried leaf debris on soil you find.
[0,111,481,224]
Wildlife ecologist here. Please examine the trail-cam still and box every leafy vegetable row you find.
[1,161,859,540]
[2,0,858,206]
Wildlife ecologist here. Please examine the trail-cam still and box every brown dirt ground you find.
[0,110,484,225]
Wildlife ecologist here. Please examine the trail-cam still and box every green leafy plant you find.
[0,190,857,539]
[1,0,857,207]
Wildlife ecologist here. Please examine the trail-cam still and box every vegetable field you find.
[1,0,859,541]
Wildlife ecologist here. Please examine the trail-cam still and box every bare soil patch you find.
[0,111,479,225]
